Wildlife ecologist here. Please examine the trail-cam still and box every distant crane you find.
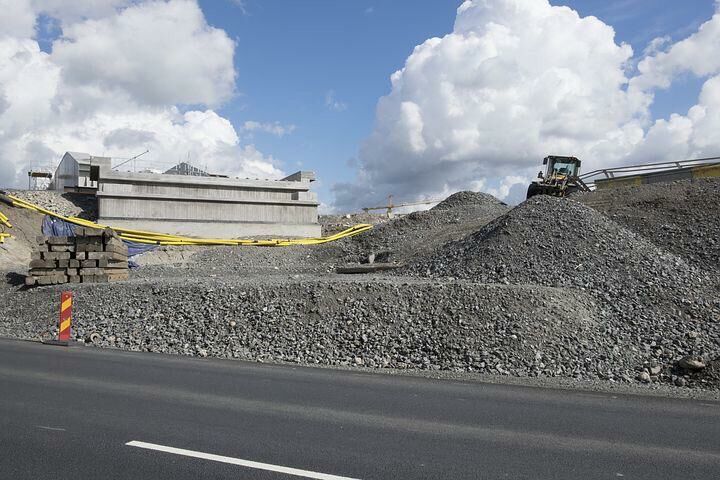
[112,150,150,171]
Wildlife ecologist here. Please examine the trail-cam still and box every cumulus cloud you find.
[52,0,236,107]
[627,4,720,163]
[631,8,720,91]
[333,0,649,210]
[0,0,282,187]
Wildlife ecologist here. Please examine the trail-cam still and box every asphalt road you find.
[0,338,719,479]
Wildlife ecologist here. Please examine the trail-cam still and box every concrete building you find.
[96,169,321,238]
[52,152,112,191]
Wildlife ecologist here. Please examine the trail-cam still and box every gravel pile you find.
[7,190,97,220]
[134,245,333,277]
[576,178,720,271]
[321,191,510,264]
[2,187,719,390]
[404,195,720,387]
[0,276,607,375]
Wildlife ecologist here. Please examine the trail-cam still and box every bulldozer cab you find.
[543,156,581,179]
[527,155,588,199]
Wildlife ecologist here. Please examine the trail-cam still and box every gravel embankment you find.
[0,276,602,373]
[7,190,97,219]
[319,191,510,264]
[576,178,720,270]
[403,195,720,388]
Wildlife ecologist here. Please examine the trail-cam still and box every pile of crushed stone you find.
[7,190,97,220]
[321,191,510,264]
[404,195,720,387]
[0,276,603,377]
[576,178,720,271]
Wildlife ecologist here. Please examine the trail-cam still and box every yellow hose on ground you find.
[5,193,372,247]
[0,208,12,243]
[0,210,11,228]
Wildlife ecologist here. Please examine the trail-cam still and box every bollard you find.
[59,291,72,342]
[44,291,73,346]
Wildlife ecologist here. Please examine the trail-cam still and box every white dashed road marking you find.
[126,440,361,480]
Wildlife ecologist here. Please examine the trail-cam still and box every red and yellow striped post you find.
[59,291,72,342]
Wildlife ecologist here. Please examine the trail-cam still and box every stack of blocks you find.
[26,226,129,286]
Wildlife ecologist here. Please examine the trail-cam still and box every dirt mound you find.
[431,191,505,211]
[0,203,43,272]
[0,276,606,377]
[321,190,510,264]
[7,190,97,220]
[576,178,720,271]
[404,195,720,385]
[407,195,706,290]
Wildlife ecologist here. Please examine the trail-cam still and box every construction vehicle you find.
[526,155,590,199]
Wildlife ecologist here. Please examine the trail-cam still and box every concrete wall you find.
[595,162,720,190]
[53,154,80,191]
[53,153,111,191]
[97,170,321,238]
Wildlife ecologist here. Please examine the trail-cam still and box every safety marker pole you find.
[43,291,72,346]
[59,291,72,342]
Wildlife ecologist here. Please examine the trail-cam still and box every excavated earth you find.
[403,194,720,388]
[575,178,720,270]
[1,180,719,394]
[317,191,511,265]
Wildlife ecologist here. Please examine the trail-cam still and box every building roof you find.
[65,151,92,162]
[63,151,111,167]
[163,162,210,177]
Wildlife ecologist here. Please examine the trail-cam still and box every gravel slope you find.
[576,178,720,271]
[318,191,510,264]
[403,195,720,387]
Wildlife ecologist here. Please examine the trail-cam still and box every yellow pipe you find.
[6,193,372,247]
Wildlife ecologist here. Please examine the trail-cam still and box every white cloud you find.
[242,120,296,137]
[334,0,649,210]
[325,90,348,112]
[631,8,720,92]
[0,0,36,38]
[624,4,720,163]
[0,0,282,187]
[52,0,236,107]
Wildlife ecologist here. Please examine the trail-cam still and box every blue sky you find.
[194,0,716,206]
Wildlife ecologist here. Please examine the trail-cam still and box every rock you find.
[674,377,687,387]
[637,371,651,383]
[678,356,706,371]
[649,365,662,375]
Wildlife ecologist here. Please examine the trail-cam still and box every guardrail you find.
[579,156,720,184]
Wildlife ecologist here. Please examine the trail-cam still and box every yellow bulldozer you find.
[526,155,590,199]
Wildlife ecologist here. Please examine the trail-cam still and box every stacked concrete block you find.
[25,226,129,286]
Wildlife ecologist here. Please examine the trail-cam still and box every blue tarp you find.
[42,215,75,237]
[41,215,156,264]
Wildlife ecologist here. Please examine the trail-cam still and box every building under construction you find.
[49,151,321,238]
